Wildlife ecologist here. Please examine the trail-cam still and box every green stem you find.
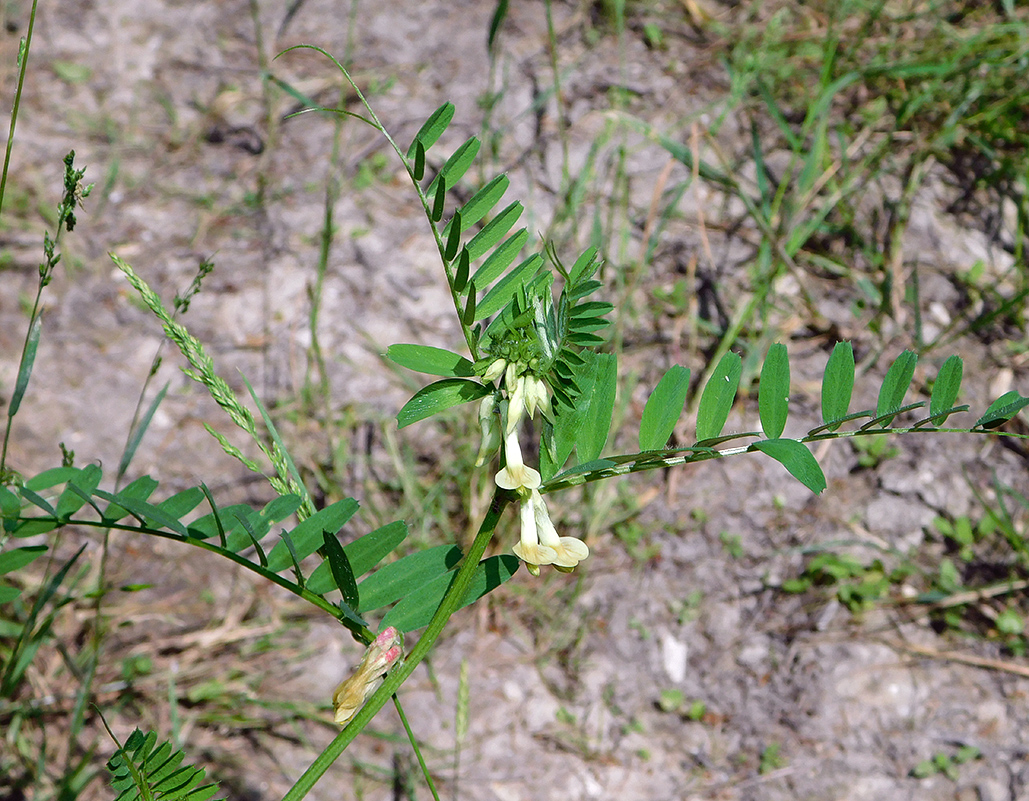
[393,695,441,801]
[0,0,37,218]
[281,491,509,801]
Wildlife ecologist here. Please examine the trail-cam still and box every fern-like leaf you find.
[106,728,221,801]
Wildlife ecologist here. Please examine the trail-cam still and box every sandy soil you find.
[2,1,1028,800]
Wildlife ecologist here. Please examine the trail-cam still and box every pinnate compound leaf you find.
[106,728,222,801]
[380,554,520,633]
[406,101,455,159]
[639,365,691,451]
[696,352,742,442]
[397,379,491,428]
[975,391,1029,429]
[759,343,790,439]
[876,350,918,425]
[386,344,475,378]
[930,355,963,425]
[821,342,854,429]
[751,439,826,494]
[265,498,359,573]
[357,544,463,613]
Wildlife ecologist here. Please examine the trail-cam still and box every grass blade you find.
[8,313,42,417]
[117,382,169,482]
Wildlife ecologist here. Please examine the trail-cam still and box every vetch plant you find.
[4,41,1029,801]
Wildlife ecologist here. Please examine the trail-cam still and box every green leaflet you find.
[465,202,523,261]
[306,520,409,594]
[470,230,529,292]
[92,489,188,536]
[930,355,963,425]
[758,343,790,440]
[696,352,742,443]
[425,136,481,199]
[357,544,463,613]
[575,352,618,463]
[975,391,1029,429]
[405,101,455,159]
[24,466,80,491]
[0,545,48,577]
[97,475,158,522]
[55,464,102,519]
[380,554,520,633]
[265,498,359,573]
[386,344,475,378]
[751,439,826,494]
[156,487,206,522]
[321,530,359,612]
[441,174,509,236]
[876,350,918,426]
[821,342,854,430]
[639,365,690,451]
[396,379,491,428]
[474,254,543,321]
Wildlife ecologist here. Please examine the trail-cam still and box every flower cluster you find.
[480,358,589,576]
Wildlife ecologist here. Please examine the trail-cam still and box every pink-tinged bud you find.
[333,627,404,726]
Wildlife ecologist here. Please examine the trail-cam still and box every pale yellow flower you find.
[495,428,541,491]
[511,491,557,576]
[531,489,588,568]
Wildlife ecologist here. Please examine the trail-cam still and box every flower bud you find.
[333,627,404,726]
